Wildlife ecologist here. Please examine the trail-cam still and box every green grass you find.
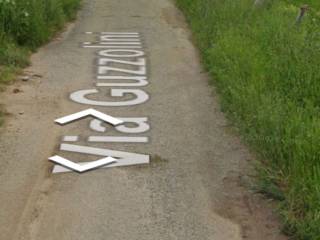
[0,0,81,124]
[0,0,81,84]
[175,0,320,239]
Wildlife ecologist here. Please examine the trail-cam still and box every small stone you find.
[33,74,43,78]
[19,111,24,115]
[20,76,30,81]
[13,88,21,94]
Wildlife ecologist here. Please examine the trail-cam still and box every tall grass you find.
[176,0,320,239]
[0,0,81,85]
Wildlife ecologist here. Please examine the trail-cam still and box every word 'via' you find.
[49,32,150,173]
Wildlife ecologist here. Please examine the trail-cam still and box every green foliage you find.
[0,39,29,66]
[0,0,81,82]
[176,0,320,239]
[0,0,81,47]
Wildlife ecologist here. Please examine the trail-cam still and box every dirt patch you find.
[215,167,287,240]
[162,6,188,29]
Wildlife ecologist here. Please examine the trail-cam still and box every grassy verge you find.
[175,0,320,239]
[0,0,81,123]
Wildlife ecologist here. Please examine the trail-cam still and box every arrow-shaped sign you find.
[50,109,123,173]
[55,108,123,125]
[49,155,117,173]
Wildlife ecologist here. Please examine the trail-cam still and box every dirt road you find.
[0,0,287,239]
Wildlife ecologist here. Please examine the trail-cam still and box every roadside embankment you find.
[176,0,320,239]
